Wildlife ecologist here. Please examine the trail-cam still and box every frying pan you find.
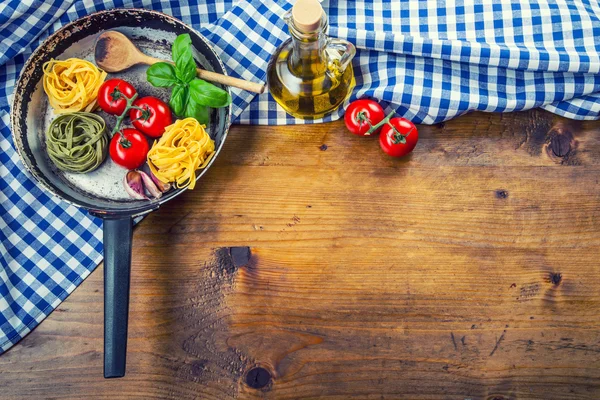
[10,9,231,378]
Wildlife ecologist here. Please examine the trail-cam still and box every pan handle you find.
[102,216,133,378]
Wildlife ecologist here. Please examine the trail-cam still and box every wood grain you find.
[1,110,600,399]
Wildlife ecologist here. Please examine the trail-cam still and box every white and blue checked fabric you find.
[1,0,600,354]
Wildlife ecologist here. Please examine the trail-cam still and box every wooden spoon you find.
[94,31,265,94]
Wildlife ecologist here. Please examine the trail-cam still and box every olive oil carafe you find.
[267,0,356,119]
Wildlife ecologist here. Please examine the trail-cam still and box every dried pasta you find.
[147,118,215,190]
[43,58,107,113]
[46,112,107,173]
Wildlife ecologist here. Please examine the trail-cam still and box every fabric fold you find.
[330,26,600,74]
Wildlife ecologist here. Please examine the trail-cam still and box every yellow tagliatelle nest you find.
[147,118,215,190]
[42,58,107,113]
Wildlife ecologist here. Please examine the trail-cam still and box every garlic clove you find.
[124,170,148,200]
[150,170,171,192]
[139,170,162,199]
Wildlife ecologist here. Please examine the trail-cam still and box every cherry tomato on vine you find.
[109,128,149,170]
[97,79,137,115]
[344,99,386,136]
[379,118,419,157]
[129,96,173,138]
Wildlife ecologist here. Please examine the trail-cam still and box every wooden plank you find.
[220,110,600,168]
[1,110,600,399]
[135,164,600,250]
[2,246,600,399]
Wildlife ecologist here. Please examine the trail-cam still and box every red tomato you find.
[109,129,149,170]
[98,79,137,115]
[344,99,386,136]
[379,118,419,157]
[129,96,173,138]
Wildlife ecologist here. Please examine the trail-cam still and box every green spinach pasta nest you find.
[46,112,107,173]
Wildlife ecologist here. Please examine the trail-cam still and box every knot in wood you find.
[245,367,271,389]
[550,133,571,157]
[229,247,251,268]
[550,272,562,285]
[495,189,509,199]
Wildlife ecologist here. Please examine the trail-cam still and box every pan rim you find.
[10,8,232,217]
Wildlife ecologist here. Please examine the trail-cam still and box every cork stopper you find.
[292,0,324,33]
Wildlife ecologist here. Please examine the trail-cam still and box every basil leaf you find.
[188,79,231,108]
[172,34,197,83]
[169,85,188,117]
[146,62,178,87]
[184,97,209,124]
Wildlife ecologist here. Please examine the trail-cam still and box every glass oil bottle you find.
[267,0,356,119]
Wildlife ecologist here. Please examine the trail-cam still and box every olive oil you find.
[267,0,355,119]
[268,40,355,119]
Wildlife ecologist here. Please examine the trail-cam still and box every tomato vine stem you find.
[110,92,139,138]
[367,110,414,142]
[355,111,374,134]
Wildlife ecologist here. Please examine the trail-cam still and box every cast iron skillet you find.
[11,9,231,378]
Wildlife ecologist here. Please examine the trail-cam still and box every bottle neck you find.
[288,14,328,78]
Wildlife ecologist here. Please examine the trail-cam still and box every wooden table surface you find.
[2,110,600,399]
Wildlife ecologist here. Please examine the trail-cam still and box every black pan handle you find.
[102,217,133,378]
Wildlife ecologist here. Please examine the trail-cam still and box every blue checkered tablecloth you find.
[1,0,600,354]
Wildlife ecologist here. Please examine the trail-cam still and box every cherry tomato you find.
[379,118,419,157]
[109,129,149,170]
[344,99,386,136]
[98,79,137,115]
[129,96,173,138]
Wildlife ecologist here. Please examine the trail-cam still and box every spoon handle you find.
[143,55,265,94]
[196,68,265,94]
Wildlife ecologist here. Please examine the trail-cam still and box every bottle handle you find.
[283,9,293,24]
[326,38,356,72]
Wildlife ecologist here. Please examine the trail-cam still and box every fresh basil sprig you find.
[147,34,231,124]
[169,85,188,116]
[145,63,178,87]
